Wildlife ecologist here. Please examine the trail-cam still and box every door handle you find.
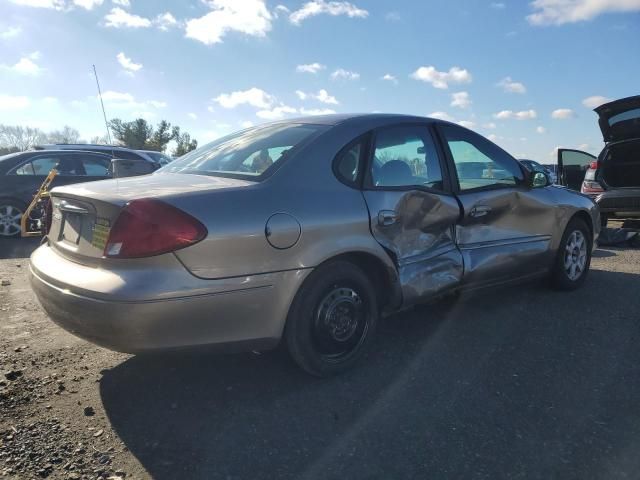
[469,205,492,218]
[378,210,398,226]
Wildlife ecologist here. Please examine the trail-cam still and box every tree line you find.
[0,118,198,157]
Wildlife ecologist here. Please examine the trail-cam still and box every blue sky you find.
[0,0,639,161]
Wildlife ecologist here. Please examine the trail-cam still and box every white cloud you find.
[331,68,359,80]
[410,66,472,89]
[0,94,30,110]
[428,111,454,121]
[483,122,497,129]
[240,120,254,128]
[582,95,612,108]
[104,7,151,28]
[300,107,336,115]
[314,89,338,104]
[155,12,178,31]
[99,91,166,111]
[116,52,142,73]
[493,109,537,120]
[188,112,197,120]
[536,125,546,133]
[381,73,398,84]
[256,104,297,120]
[289,0,368,25]
[527,0,640,25]
[214,87,274,109]
[458,120,476,129]
[295,90,307,100]
[551,108,575,119]
[488,134,500,142]
[451,91,471,109]
[112,0,129,5]
[385,11,401,21]
[1,52,43,76]
[72,0,103,9]
[1,26,22,39]
[185,0,272,45]
[296,62,325,74]
[8,0,65,9]
[491,2,506,8]
[497,76,526,94]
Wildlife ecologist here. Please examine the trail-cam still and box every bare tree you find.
[0,124,47,151]
[89,135,109,145]
[47,126,83,144]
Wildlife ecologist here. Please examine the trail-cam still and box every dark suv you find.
[557,95,640,226]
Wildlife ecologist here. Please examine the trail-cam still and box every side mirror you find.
[109,159,156,178]
[532,171,550,188]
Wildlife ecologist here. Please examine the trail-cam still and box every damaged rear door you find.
[361,123,463,306]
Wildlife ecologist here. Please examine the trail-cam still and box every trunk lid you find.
[595,95,640,143]
[47,173,255,261]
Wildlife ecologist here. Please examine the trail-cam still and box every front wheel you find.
[285,261,378,377]
[551,218,592,290]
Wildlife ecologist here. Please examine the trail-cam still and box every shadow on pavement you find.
[0,237,41,260]
[101,269,640,479]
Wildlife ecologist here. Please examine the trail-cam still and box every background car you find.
[0,150,113,237]
[556,95,640,226]
[36,144,164,169]
[519,159,558,184]
[135,149,173,166]
[30,114,599,376]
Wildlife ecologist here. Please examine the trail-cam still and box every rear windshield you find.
[160,123,326,180]
[609,108,640,126]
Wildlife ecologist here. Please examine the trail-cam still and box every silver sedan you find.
[29,114,600,376]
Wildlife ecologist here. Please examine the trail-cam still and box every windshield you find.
[160,123,326,180]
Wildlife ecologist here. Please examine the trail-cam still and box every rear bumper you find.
[596,190,640,215]
[29,244,309,353]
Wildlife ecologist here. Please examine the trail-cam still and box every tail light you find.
[581,181,604,194]
[104,199,207,258]
[589,160,599,170]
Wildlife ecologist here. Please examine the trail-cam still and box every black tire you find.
[0,198,27,238]
[285,260,378,377]
[551,218,592,290]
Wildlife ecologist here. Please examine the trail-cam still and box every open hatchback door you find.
[595,95,640,143]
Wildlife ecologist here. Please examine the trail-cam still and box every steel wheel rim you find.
[312,286,369,362]
[0,205,22,237]
[564,230,587,281]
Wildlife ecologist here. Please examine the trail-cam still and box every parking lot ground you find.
[1,238,640,479]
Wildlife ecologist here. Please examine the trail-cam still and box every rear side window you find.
[113,150,145,161]
[79,155,111,176]
[370,125,444,190]
[14,156,60,176]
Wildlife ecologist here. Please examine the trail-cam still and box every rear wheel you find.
[551,218,592,290]
[0,199,26,238]
[285,261,378,377]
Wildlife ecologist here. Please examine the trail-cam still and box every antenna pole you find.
[92,64,112,145]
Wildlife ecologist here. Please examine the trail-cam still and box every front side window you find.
[440,125,523,191]
[370,125,444,190]
[161,123,327,180]
[80,156,111,176]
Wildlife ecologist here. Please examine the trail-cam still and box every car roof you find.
[269,113,437,127]
[36,144,133,151]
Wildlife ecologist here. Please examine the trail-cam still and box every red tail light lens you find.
[589,160,599,170]
[104,199,207,258]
